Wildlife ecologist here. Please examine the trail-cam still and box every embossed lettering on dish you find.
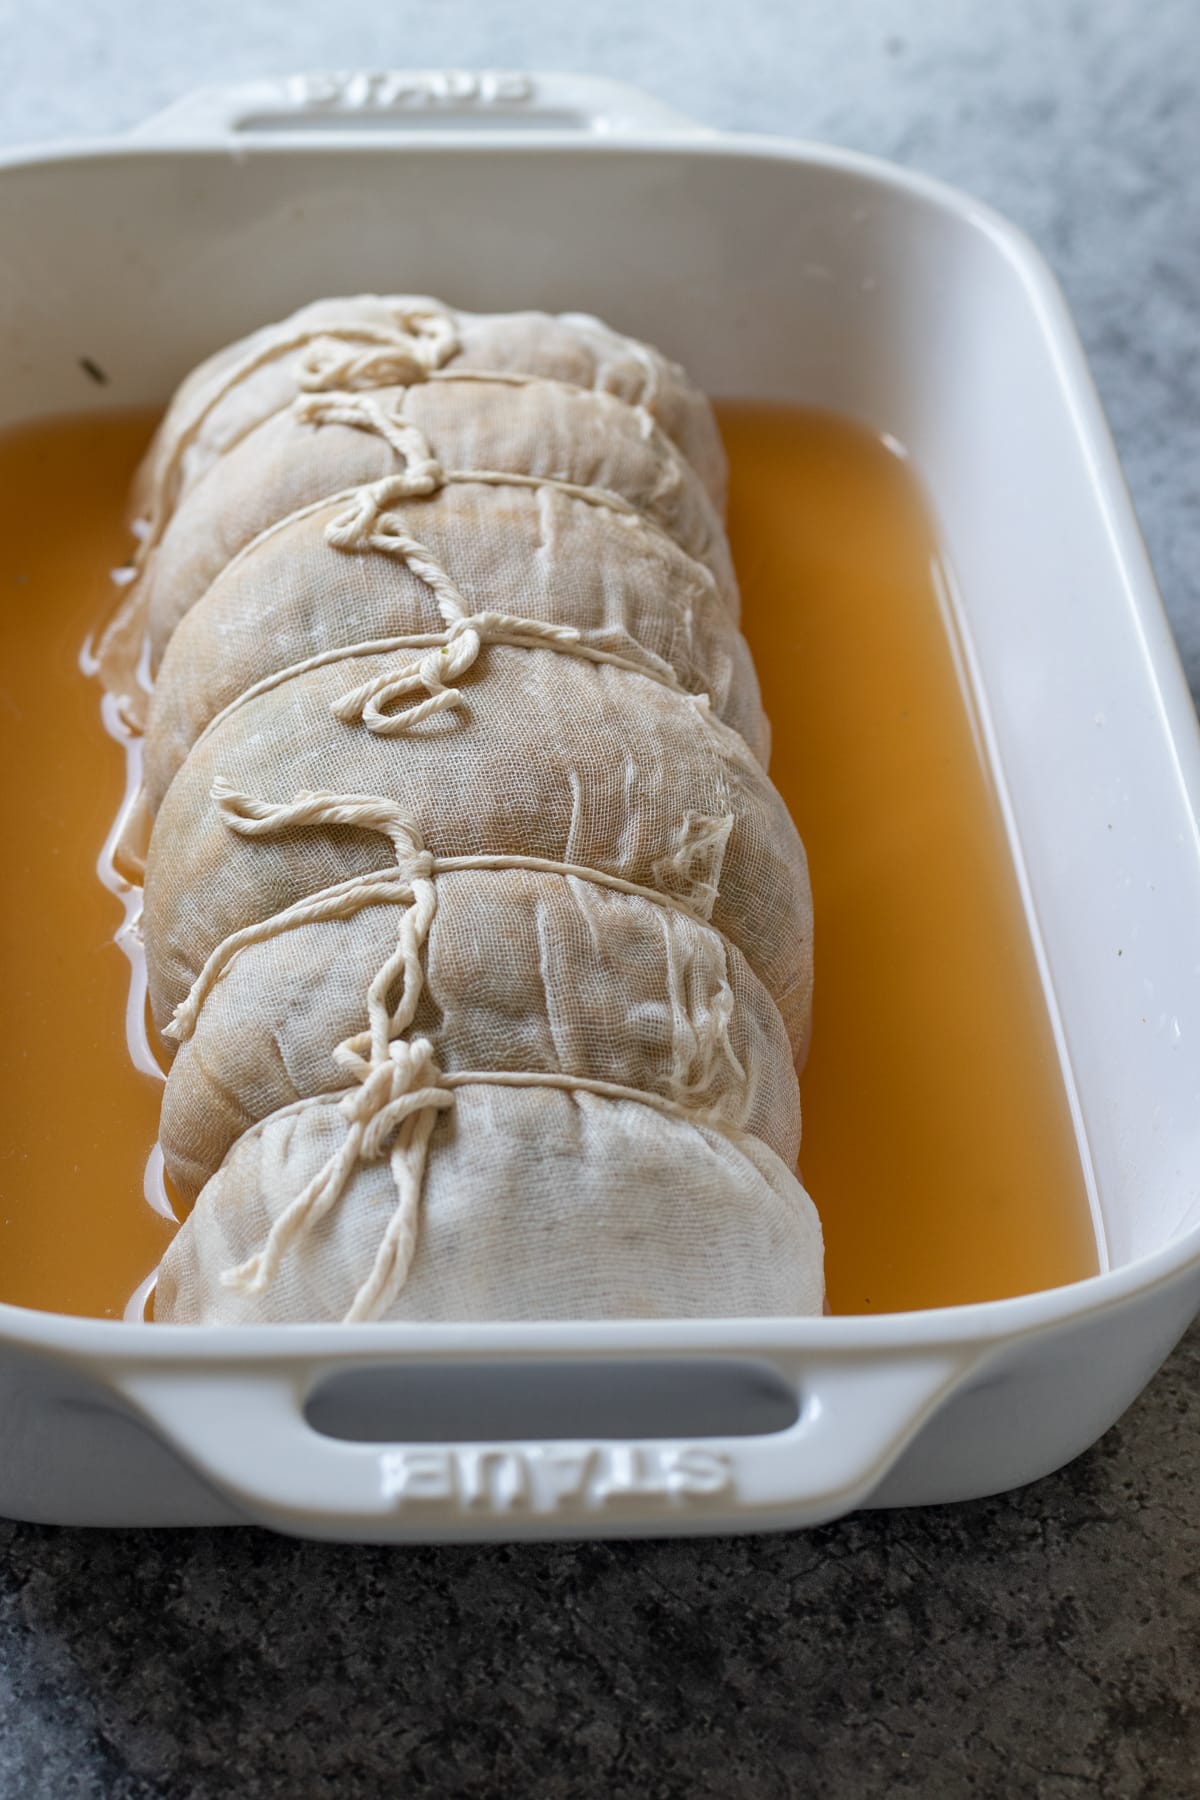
[288,71,535,113]
[379,1444,732,1511]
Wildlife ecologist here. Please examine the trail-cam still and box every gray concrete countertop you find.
[1,2,1197,1794]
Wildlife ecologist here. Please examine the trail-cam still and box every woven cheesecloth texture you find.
[100,295,823,1323]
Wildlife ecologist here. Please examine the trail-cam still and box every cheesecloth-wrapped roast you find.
[100,296,824,1323]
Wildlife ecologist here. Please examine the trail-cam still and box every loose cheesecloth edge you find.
[98,296,824,1323]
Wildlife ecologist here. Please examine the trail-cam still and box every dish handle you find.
[125,71,711,145]
[110,1345,981,1540]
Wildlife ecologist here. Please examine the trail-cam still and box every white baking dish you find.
[0,71,1197,1539]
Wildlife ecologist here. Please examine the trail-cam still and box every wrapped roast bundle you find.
[101,297,824,1323]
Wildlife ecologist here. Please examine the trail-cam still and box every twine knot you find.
[337,1037,450,1163]
[296,309,458,392]
[331,613,582,738]
[294,394,446,546]
[206,787,450,1321]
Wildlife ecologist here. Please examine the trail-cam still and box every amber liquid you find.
[0,409,175,1316]
[0,405,1098,1318]
[721,403,1098,1310]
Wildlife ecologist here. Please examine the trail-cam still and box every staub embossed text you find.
[380,1444,733,1513]
[287,71,536,113]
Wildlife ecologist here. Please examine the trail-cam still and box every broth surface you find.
[721,403,1098,1310]
[0,405,1098,1318]
[0,410,172,1316]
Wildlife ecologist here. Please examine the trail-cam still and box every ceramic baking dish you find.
[0,72,1197,1539]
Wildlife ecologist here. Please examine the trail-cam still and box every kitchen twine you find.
[196,786,451,1323]
[136,303,460,563]
[289,388,733,739]
[158,305,744,1321]
[171,786,744,1323]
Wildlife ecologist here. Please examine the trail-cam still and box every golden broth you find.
[720,402,1097,1310]
[0,410,172,1316]
[0,404,1097,1318]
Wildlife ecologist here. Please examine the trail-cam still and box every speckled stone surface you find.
[1,3,1198,1794]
